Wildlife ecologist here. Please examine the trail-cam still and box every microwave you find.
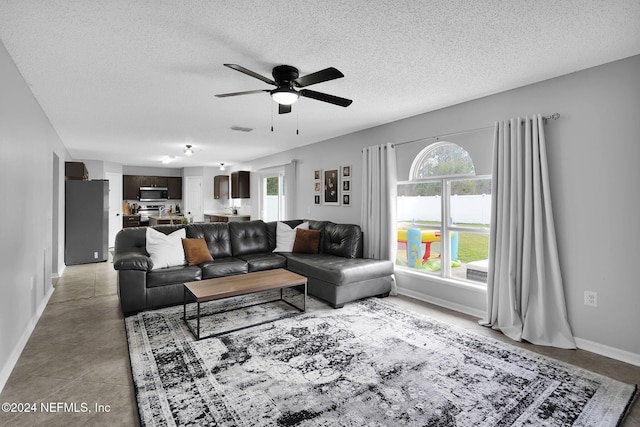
[139,187,168,202]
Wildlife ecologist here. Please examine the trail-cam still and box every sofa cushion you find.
[266,220,304,251]
[322,223,362,259]
[186,223,233,258]
[273,221,309,252]
[292,229,321,254]
[237,252,287,272]
[285,253,394,286]
[146,265,201,288]
[229,221,270,256]
[182,238,214,265]
[200,258,248,279]
[146,227,186,270]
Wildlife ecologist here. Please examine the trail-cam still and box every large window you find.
[397,142,491,284]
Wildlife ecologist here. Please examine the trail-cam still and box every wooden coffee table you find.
[183,269,307,340]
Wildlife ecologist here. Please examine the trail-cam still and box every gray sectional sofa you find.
[113,219,394,315]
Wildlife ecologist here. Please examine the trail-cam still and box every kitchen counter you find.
[204,213,251,223]
[149,215,184,226]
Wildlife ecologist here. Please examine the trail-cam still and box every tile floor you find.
[1,257,638,426]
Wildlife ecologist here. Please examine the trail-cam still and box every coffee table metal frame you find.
[182,269,307,340]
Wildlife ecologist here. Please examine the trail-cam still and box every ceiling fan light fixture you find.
[271,88,299,105]
[184,144,194,156]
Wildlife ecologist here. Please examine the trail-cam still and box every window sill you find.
[394,265,487,293]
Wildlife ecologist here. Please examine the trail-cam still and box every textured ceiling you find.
[1,0,639,168]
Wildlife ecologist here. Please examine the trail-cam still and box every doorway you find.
[185,176,204,222]
[262,173,285,221]
[105,172,123,248]
[52,153,60,278]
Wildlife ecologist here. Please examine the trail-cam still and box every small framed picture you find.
[343,194,351,206]
[314,182,321,193]
[342,165,351,178]
[314,170,321,180]
[314,195,321,205]
[342,180,350,192]
[322,168,340,206]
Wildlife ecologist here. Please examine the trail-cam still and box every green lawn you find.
[456,232,489,263]
[397,221,489,266]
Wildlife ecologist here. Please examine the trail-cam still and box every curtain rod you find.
[393,113,560,147]
[256,159,297,171]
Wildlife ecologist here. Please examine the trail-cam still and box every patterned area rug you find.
[125,292,637,426]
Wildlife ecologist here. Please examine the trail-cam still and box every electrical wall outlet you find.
[94,251,99,259]
[584,290,598,307]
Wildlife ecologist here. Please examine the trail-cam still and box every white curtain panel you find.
[482,115,575,349]
[361,143,398,295]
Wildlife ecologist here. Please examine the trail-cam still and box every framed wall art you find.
[322,168,340,206]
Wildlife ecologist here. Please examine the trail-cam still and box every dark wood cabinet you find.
[65,162,88,180]
[123,175,140,200]
[231,171,250,199]
[214,175,229,199]
[139,176,167,188]
[123,215,140,228]
[167,177,182,199]
[124,175,181,200]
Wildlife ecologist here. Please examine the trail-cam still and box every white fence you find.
[397,194,492,225]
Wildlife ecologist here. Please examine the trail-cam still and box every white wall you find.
[248,55,640,362]
[0,40,71,391]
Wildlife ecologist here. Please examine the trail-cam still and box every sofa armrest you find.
[113,251,152,271]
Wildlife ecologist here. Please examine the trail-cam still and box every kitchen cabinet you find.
[65,162,88,180]
[123,175,140,200]
[231,171,250,199]
[123,175,180,200]
[140,176,168,188]
[123,215,140,228]
[167,177,182,199]
[214,175,229,199]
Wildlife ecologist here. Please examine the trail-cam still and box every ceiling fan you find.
[215,64,353,114]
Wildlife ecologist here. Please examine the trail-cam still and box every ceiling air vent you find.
[230,125,253,132]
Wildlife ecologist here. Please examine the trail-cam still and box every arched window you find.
[410,142,475,180]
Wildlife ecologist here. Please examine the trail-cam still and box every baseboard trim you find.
[574,337,640,368]
[398,289,640,367]
[0,286,54,394]
[397,287,486,319]
[52,265,65,279]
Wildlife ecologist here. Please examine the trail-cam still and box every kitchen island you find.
[204,213,251,223]
[149,215,184,226]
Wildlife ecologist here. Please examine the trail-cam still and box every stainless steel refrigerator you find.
[65,179,109,265]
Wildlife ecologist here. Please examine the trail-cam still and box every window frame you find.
[397,141,490,285]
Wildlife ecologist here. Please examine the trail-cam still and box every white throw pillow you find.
[146,227,186,270]
[273,221,309,252]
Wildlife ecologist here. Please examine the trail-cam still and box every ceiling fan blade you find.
[215,89,269,98]
[300,89,353,107]
[278,104,292,114]
[223,64,276,86]
[294,67,344,87]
